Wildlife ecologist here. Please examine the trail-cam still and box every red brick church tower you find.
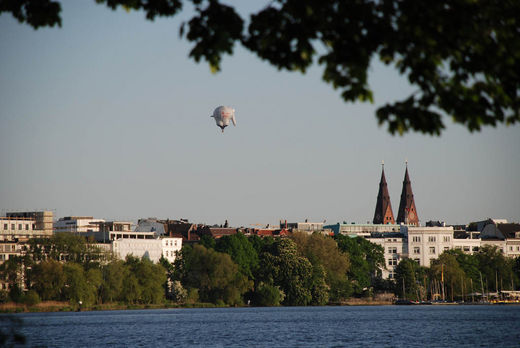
[396,161,419,226]
[373,162,395,224]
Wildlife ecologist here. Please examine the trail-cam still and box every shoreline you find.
[1,299,395,313]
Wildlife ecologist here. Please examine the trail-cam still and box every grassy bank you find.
[0,301,232,314]
[0,297,394,313]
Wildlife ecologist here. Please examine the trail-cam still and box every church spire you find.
[373,161,395,224]
[396,162,419,226]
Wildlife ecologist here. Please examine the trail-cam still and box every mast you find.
[441,264,446,301]
[471,278,474,303]
[480,272,485,301]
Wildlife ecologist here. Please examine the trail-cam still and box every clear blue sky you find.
[1,2,519,227]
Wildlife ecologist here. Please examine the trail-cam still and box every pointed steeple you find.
[396,161,419,226]
[373,161,395,224]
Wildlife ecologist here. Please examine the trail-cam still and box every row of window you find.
[0,245,16,252]
[2,223,35,231]
[164,250,177,257]
[411,235,451,243]
[165,240,179,247]
[388,258,398,266]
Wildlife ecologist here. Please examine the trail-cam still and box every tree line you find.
[1,232,520,307]
[395,246,520,302]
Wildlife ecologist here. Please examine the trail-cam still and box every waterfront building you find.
[54,216,105,234]
[480,222,520,257]
[366,232,406,279]
[0,211,53,242]
[403,226,454,266]
[112,237,182,264]
[99,221,133,242]
[324,223,400,237]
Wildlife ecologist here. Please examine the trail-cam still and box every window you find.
[414,258,420,263]
[11,224,14,230]
[412,236,421,242]
[428,236,436,242]
[509,246,513,251]
[413,247,420,254]
[388,258,398,266]
[3,224,7,230]
[443,236,450,242]
[18,224,22,230]
[388,271,395,279]
[463,246,470,252]
[429,247,436,254]
[388,247,397,254]
[444,247,450,251]
[25,224,29,230]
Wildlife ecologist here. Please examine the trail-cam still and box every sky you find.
[1,2,519,227]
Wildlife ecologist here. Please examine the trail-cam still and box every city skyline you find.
[1,2,519,227]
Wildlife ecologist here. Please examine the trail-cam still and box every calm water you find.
[8,305,520,347]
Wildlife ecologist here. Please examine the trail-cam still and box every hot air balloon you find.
[211,106,236,133]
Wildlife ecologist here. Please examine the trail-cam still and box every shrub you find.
[22,290,40,306]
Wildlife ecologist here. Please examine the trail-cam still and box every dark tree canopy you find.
[2,0,519,135]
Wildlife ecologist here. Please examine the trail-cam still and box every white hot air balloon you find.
[211,106,236,133]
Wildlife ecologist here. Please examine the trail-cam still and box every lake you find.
[8,305,520,347]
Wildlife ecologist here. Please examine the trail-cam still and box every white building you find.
[284,221,325,233]
[112,237,182,264]
[325,223,400,237]
[54,216,105,234]
[1,211,53,242]
[452,238,481,254]
[403,226,454,267]
[367,233,406,279]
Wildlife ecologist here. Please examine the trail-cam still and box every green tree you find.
[134,258,166,304]
[292,232,350,301]
[122,272,141,304]
[258,238,316,306]
[30,259,65,301]
[430,252,467,301]
[0,256,23,295]
[394,258,421,301]
[335,235,384,295]
[475,245,514,292]
[3,0,519,135]
[26,233,107,265]
[179,244,251,305]
[199,234,216,250]
[86,267,103,304]
[63,263,95,306]
[215,232,259,279]
[252,282,285,307]
[101,260,126,303]
[122,255,166,304]
[22,290,40,306]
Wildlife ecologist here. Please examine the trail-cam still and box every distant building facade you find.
[112,237,182,264]
[54,216,105,234]
[1,211,53,242]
